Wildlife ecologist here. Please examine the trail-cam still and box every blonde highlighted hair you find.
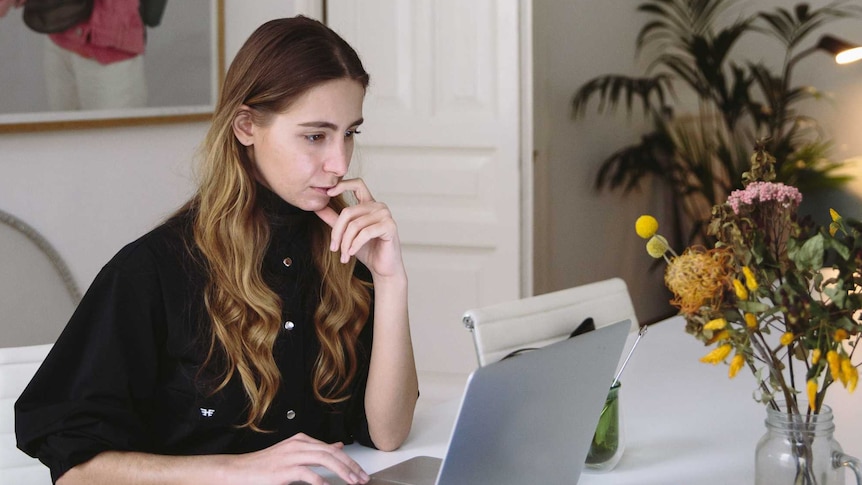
[184,17,371,430]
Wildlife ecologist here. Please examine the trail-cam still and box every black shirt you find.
[14,187,376,482]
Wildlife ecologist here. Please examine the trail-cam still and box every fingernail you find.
[361,470,371,481]
[349,472,360,483]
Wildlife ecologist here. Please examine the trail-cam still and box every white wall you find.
[4,0,860,343]
[0,0,297,345]
[533,0,671,322]
[533,0,862,324]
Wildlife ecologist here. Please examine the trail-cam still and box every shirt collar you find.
[256,183,313,228]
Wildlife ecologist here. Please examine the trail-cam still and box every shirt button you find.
[284,321,295,331]
[282,257,292,267]
[286,410,296,420]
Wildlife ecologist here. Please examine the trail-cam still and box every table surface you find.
[332,316,862,484]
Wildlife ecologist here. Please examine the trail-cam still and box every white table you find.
[338,317,862,484]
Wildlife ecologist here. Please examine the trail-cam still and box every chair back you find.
[0,343,52,484]
[0,209,79,346]
[463,278,638,366]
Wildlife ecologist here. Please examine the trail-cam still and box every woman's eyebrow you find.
[298,118,364,130]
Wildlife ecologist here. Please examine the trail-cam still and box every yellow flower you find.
[830,209,842,236]
[834,329,849,342]
[807,379,818,410]
[704,318,727,331]
[728,354,745,378]
[646,236,670,258]
[827,351,841,381]
[733,279,749,300]
[779,332,794,346]
[849,366,859,393]
[812,349,822,365]
[712,330,730,342]
[700,344,732,364]
[840,357,854,387]
[635,215,659,239]
[744,313,757,329]
[742,266,758,291]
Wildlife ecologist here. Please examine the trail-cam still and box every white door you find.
[326,0,525,373]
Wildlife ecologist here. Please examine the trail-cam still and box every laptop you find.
[331,319,630,485]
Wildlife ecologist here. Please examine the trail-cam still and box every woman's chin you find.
[299,196,331,212]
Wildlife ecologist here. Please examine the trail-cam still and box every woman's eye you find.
[345,129,362,138]
[305,134,324,143]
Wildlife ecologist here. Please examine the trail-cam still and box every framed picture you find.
[0,0,224,132]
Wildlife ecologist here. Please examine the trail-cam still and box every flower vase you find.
[755,402,862,484]
[585,381,624,471]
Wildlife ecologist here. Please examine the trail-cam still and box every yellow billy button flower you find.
[779,332,794,346]
[744,313,757,329]
[733,279,749,300]
[704,318,727,331]
[728,354,745,378]
[827,351,841,381]
[807,379,818,411]
[812,349,822,365]
[742,266,758,291]
[635,215,659,239]
[834,329,849,342]
[646,235,670,259]
[700,344,732,364]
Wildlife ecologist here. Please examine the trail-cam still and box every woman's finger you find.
[327,178,375,203]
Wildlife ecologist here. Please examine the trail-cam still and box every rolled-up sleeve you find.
[15,243,165,482]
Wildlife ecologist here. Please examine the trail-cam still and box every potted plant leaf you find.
[571,0,860,249]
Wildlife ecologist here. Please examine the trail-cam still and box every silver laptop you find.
[332,319,630,485]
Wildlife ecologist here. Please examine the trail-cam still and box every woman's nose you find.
[324,140,350,176]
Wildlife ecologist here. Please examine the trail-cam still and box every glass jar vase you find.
[755,402,862,485]
[585,381,624,471]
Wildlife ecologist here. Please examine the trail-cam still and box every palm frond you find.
[594,130,676,193]
[758,1,862,49]
[571,74,674,118]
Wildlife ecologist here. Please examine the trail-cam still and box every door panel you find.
[328,0,521,373]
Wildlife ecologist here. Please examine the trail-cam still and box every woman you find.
[15,16,418,485]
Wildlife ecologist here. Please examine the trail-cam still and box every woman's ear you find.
[232,105,255,146]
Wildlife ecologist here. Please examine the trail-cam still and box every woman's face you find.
[234,78,366,211]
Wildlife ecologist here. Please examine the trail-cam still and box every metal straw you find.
[611,324,648,387]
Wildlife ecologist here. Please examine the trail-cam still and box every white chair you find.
[0,209,78,483]
[0,343,53,484]
[462,278,638,367]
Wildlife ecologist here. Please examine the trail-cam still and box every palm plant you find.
[572,0,860,248]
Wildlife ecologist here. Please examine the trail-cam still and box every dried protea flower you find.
[664,247,733,314]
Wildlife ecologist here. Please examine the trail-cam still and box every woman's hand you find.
[57,433,369,485]
[315,178,417,450]
[315,178,405,279]
[229,433,370,485]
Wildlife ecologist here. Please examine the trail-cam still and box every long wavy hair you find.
[183,17,371,430]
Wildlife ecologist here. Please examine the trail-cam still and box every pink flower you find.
[727,182,802,215]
